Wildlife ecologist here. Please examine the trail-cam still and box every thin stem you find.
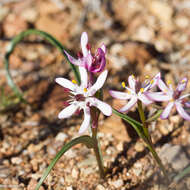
[137,100,151,141]
[92,127,105,179]
[137,100,169,181]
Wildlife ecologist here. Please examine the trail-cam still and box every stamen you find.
[83,88,87,92]
[145,75,150,79]
[121,82,126,88]
[170,99,174,102]
[131,75,135,79]
[167,80,172,85]
[72,80,77,84]
[127,90,131,94]
[86,43,91,50]
[140,88,144,93]
[150,79,154,84]
[181,79,186,83]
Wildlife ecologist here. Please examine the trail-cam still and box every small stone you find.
[133,162,142,176]
[134,141,145,152]
[159,144,189,171]
[21,8,38,22]
[175,16,189,28]
[66,186,73,190]
[111,179,124,188]
[71,168,79,179]
[149,0,173,22]
[0,6,9,21]
[96,184,105,190]
[11,157,22,165]
[55,132,68,142]
[27,179,44,190]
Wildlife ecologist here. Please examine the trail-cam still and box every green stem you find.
[137,100,168,181]
[92,127,105,179]
[137,100,151,141]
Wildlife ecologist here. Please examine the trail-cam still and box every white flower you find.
[55,67,112,134]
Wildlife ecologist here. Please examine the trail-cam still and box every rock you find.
[133,162,142,176]
[21,8,38,22]
[96,184,105,190]
[0,6,9,21]
[159,144,189,171]
[11,157,22,165]
[27,179,44,190]
[71,168,79,179]
[55,132,68,142]
[134,141,145,152]
[149,0,173,23]
[66,187,73,190]
[111,179,124,188]
[175,16,189,28]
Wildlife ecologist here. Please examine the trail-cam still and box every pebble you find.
[66,187,73,190]
[55,132,68,142]
[134,141,145,152]
[96,184,105,190]
[133,162,142,176]
[71,168,79,179]
[159,144,189,171]
[11,157,22,165]
[111,179,124,188]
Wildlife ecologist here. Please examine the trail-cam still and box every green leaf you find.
[146,109,163,123]
[35,135,94,190]
[173,165,190,183]
[4,29,80,102]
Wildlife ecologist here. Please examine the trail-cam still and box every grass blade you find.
[35,135,94,190]
[4,29,80,101]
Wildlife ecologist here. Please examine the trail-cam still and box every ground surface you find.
[0,0,190,189]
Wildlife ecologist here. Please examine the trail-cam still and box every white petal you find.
[89,98,112,116]
[128,75,136,91]
[100,44,106,54]
[119,97,137,113]
[160,102,174,119]
[79,107,91,134]
[55,77,76,91]
[175,102,190,121]
[138,94,153,105]
[145,92,171,102]
[109,90,131,100]
[81,32,88,57]
[158,79,170,92]
[176,77,188,92]
[58,104,78,119]
[64,51,81,66]
[179,93,190,100]
[79,67,88,87]
[88,70,108,96]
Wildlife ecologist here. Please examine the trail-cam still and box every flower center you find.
[75,94,85,101]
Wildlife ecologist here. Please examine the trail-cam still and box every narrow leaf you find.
[4,29,80,101]
[35,135,94,190]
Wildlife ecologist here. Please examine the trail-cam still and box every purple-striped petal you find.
[79,67,88,87]
[79,107,91,134]
[81,32,89,57]
[100,44,106,54]
[160,102,174,119]
[109,90,131,100]
[185,102,190,108]
[176,77,188,92]
[64,51,81,66]
[145,92,171,102]
[179,93,190,100]
[175,102,190,121]
[58,104,78,119]
[55,77,76,91]
[157,79,170,92]
[138,94,153,105]
[88,70,108,96]
[128,75,136,91]
[89,97,112,116]
[119,97,137,113]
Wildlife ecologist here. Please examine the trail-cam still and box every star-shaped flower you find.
[146,77,190,120]
[64,32,106,73]
[109,73,160,112]
[55,67,112,134]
